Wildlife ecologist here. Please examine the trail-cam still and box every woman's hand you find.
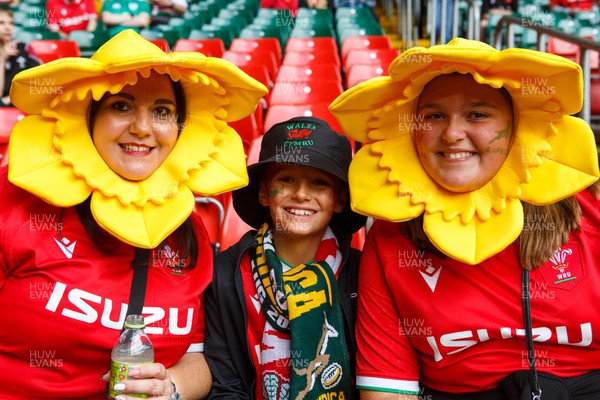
[102,362,175,399]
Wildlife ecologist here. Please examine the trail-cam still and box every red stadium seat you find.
[282,49,341,69]
[546,37,579,62]
[341,35,393,65]
[276,64,342,84]
[269,80,343,106]
[345,64,388,88]
[285,37,339,54]
[343,48,399,71]
[590,77,600,115]
[229,112,261,155]
[222,50,279,82]
[148,38,170,52]
[27,40,81,63]
[219,137,262,252]
[0,107,26,167]
[173,38,225,57]
[230,37,282,66]
[195,196,226,256]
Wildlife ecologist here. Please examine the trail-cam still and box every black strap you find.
[522,269,542,400]
[126,248,151,317]
[106,248,151,399]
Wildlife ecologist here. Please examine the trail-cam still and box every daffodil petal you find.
[424,198,523,264]
[521,116,600,204]
[8,116,92,207]
[91,187,195,249]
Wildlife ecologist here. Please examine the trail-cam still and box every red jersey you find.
[0,168,212,399]
[356,189,600,394]
[46,0,97,34]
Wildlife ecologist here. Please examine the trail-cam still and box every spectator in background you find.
[101,0,151,37]
[333,0,376,9]
[149,0,187,27]
[480,0,518,42]
[0,7,39,106]
[260,0,299,12]
[0,0,19,8]
[46,0,98,38]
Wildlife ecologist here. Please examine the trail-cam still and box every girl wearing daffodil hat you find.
[329,38,600,399]
[0,30,267,399]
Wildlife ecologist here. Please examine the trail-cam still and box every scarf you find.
[251,223,353,400]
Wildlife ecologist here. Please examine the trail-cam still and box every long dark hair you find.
[81,76,197,269]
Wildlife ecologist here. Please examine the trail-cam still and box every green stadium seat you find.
[168,17,193,39]
[141,27,179,48]
[68,29,110,57]
[14,28,61,43]
[240,25,288,50]
[290,25,335,39]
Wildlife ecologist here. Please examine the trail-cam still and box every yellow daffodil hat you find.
[8,29,268,249]
[329,38,599,265]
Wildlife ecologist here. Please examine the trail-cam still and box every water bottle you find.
[108,314,154,399]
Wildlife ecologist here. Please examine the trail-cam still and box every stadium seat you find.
[14,28,61,43]
[340,35,392,65]
[147,38,170,52]
[173,38,225,57]
[343,48,399,71]
[229,112,262,155]
[239,25,288,51]
[282,49,341,69]
[345,64,388,88]
[276,64,342,85]
[337,25,385,47]
[68,29,110,57]
[195,196,226,256]
[589,77,600,116]
[546,37,579,62]
[141,28,178,48]
[190,25,235,49]
[223,50,279,82]
[219,190,254,252]
[285,37,339,54]
[230,38,283,66]
[27,40,81,63]
[0,107,26,167]
[269,80,343,106]
[219,136,262,252]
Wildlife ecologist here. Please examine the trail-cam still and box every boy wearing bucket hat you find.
[0,29,267,399]
[204,116,366,400]
[329,38,600,399]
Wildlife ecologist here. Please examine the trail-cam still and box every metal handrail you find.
[492,14,600,123]
[194,197,225,226]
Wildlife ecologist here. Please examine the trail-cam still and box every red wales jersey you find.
[0,169,212,399]
[356,189,600,394]
[46,0,97,34]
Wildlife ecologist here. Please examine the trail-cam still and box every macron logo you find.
[419,265,442,293]
[54,237,76,259]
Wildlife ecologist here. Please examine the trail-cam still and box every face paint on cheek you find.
[269,186,284,198]
[488,124,511,144]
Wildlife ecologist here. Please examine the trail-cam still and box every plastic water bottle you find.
[108,315,154,399]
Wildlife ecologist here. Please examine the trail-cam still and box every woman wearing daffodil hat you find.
[0,30,267,399]
[329,38,600,399]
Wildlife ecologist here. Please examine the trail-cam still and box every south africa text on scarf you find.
[252,224,353,400]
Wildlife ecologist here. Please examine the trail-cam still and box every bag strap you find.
[126,248,151,317]
[105,248,151,399]
[522,269,542,400]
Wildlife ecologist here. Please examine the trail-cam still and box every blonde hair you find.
[403,181,599,270]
